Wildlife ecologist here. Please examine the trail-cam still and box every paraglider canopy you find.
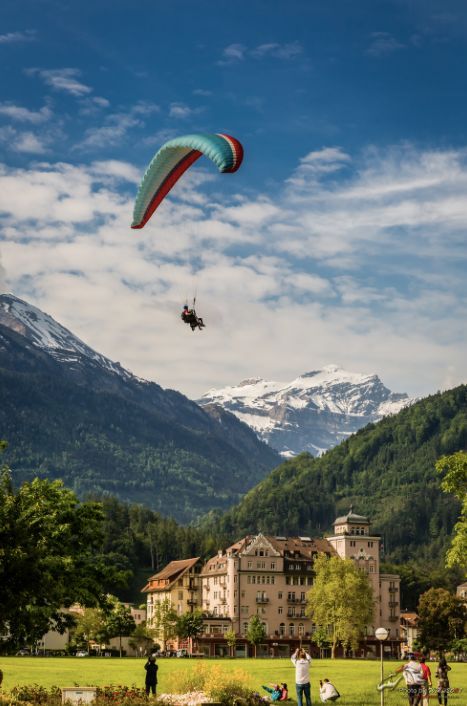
[131,132,244,229]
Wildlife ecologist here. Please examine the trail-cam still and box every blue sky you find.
[0,0,466,397]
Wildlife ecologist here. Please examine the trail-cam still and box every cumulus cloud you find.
[77,102,159,149]
[26,68,92,96]
[0,103,52,123]
[0,126,48,154]
[0,29,36,44]
[1,143,466,399]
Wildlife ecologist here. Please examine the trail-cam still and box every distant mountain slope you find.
[199,366,412,456]
[0,294,279,523]
[204,385,467,563]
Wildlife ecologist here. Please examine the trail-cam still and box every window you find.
[298,623,304,636]
[178,591,183,600]
[243,622,248,634]
[247,561,253,569]
[350,540,356,547]
[271,576,275,585]
[241,590,245,598]
[278,592,283,599]
[247,576,251,584]
[289,623,295,636]
[271,562,276,570]
[368,541,374,548]
[279,623,285,636]
[278,607,283,614]
[214,577,218,585]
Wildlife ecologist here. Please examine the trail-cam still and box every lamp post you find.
[375,627,389,706]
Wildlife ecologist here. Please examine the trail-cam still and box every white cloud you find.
[220,43,247,63]
[78,102,159,149]
[0,126,47,154]
[0,30,36,44]
[367,32,405,56]
[1,143,466,400]
[26,68,92,96]
[251,41,303,59]
[220,41,304,64]
[0,103,52,123]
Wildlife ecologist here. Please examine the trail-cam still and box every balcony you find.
[187,598,198,605]
[287,611,296,618]
[287,597,297,603]
[256,596,269,604]
[220,597,227,604]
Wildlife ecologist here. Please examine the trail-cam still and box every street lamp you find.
[375,627,389,706]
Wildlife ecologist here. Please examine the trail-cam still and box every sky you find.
[0,0,466,398]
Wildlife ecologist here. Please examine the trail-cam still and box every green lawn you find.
[0,657,466,706]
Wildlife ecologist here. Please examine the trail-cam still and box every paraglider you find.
[131,132,244,229]
[181,301,205,332]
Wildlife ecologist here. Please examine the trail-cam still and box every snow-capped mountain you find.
[199,365,413,456]
[0,293,134,380]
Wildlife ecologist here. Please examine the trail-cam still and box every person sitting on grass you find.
[262,684,283,701]
[319,679,340,703]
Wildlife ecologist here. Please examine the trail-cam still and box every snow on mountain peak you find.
[0,293,134,380]
[199,367,413,457]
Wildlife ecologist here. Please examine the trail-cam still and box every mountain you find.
[203,384,467,564]
[198,365,412,456]
[0,294,279,523]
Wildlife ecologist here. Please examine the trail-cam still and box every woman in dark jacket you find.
[144,655,158,696]
[436,658,451,706]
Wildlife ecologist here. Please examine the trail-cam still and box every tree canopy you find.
[246,615,267,657]
[0,452,125,647]
[436,450,467,569]
[306,554,374,658]
[417,587,466,654]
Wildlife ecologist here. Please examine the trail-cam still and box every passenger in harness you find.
[181,304,205,331]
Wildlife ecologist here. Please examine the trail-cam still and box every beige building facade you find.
[327,508,401,640]
[142,511,402,656]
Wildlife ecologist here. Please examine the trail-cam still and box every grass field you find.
[0,657,466,706]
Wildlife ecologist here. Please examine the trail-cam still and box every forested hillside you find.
[202,385,467,565]
[0,312,279,524]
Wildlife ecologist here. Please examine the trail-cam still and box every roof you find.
[202,534,336,572]
[333,505,370,526]
[141,557,200,593]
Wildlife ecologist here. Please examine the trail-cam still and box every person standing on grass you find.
[291,648,312,706]
[144,655,158,697]
[419,656,432,706]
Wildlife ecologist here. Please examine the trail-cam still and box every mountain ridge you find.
[0,294,280,522]
[199,365,413,456]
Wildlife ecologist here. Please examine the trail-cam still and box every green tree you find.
[246,615,266,657]
[436,451,467,569]
[313,626,332,659]
[128,622,156,657]
[417,587,467,654]
[0,455,125,648]
[105,598,136,657]
[306,554,374,658]
[225,628,237,658]
[72,607,108,653]
[176,611,204,654]
[151,598,178,652]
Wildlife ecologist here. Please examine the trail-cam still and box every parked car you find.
[16,649,30,656]
[75,650,89,657]
[176,649,189,658]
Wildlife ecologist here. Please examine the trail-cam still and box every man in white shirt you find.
[319,679,340,703]
[396,654,424,706]
[291,648,312,706]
